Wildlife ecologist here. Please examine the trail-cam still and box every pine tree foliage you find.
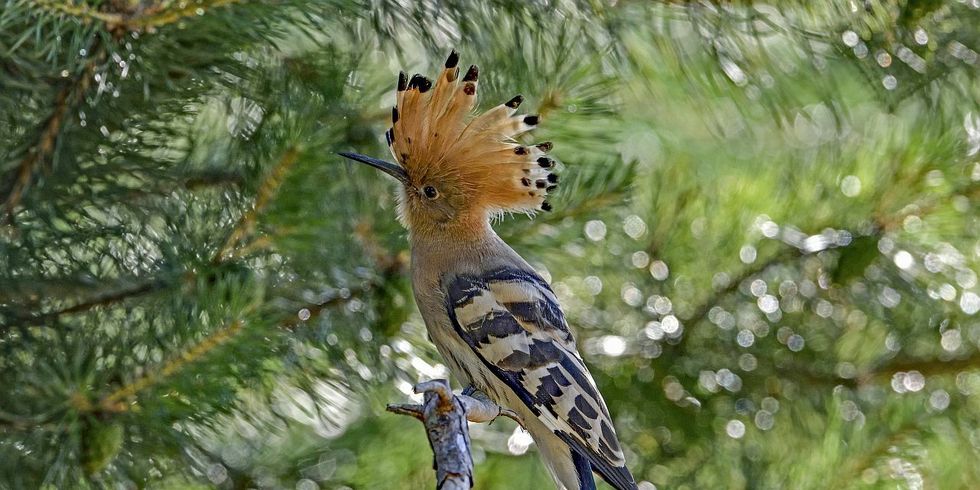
[1,1,978,489]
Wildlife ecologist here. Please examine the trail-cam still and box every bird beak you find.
[338,152,410,185]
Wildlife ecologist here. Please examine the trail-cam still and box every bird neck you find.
[410,220,499,251]
[407,212,499,251]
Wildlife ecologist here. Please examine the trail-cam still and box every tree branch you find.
[98,318,247,412]
[789,352,980,390]
[33,0,245,32]
[1,41,105,224]
[90,286,369,414]
[213,147,299,263]
[124,0,245,31]
[387,380,474,490]
[0,277,170,332]
[672,246,800,352]
[855,353,980,387]
[387,380,524,490]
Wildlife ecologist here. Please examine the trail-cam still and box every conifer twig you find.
[673,247,799,352]
[32,1,124,25]
[213,147,299,263]
[1,41,104,224]
[854,354,980,387]
[94,288,366,413]
[0,277,172,333]
[788,352,980,390]
[33,0,245,32]
[99,319,246,412]
[671,179,979,354]
[124,0,245,31]
[827,425,919,490]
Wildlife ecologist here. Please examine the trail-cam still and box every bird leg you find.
[387,381,524,429]
[457,385,525,429]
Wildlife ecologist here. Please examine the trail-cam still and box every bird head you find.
[340,50,558,239]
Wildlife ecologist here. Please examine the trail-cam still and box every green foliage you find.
[1,1,978,489]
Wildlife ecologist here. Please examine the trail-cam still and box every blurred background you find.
[1,1,978,488]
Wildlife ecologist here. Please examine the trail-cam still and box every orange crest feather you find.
[385,50,558,215]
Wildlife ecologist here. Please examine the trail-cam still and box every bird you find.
[339,50,637,490]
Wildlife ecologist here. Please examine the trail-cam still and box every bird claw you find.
[458,386,525,430]
[389,381,525,429]
[495,407,526,430]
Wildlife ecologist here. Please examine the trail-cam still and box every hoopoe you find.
[340,50,637,490]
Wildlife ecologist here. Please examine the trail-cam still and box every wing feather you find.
[444,267,636,490]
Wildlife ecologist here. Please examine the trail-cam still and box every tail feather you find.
[558,431,638,490]
[570,448,597,490]
[528,422,636,490]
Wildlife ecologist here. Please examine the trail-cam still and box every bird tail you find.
[532,425,596,490]
[530,424,637,490]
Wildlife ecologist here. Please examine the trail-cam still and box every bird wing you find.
[444,267,636,490]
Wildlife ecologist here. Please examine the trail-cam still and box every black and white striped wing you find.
[444,267,635,490]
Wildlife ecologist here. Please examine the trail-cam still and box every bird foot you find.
[457,386,525,429]
[386,381,524,429]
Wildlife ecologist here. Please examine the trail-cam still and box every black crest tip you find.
[505,94,524,109]
[536,142,553,152]
[541,202,553,212]
[408,73,422,89]
[445,50,459,69]
[547,173,558,183]
[523,115,539,126]
[409,74,432,92]
[397,71,408,91]
[391,107,399,123]
[537,157,554,168]
[463,64,479,82]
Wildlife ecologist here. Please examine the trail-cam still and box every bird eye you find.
[423,186,439,199]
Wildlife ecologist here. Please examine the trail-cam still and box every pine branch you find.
[125,0,245,31]
[674,246,800,351]
[182,170,247,190]
[790,352,980,390]
[856,353,980,386]
[827,425,919,490]
[98,318,247,413]
[0,276,174,333]
[1,40,105,225]
[92,285,369,414]
[4,167,308,331]
[31,0,124,26]
[32,0,245,32]
[213,147,299,263]
[671,176,978,355]
[0,285,370,430]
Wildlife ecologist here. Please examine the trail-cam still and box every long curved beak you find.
[338,152,409,185]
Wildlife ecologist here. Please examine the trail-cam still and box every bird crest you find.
[385,50,558,216]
